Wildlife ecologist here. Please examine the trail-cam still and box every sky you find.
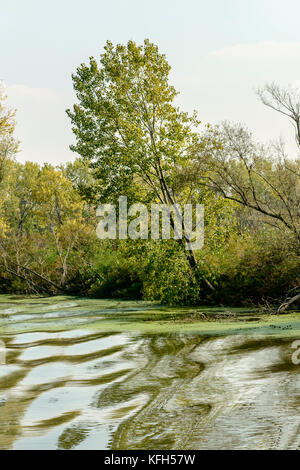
[1,0,300,164]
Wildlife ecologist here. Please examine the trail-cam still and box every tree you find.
[0,82,18,183]
[257,82,300,149]
[67,39,212,275]
[67,39,202,201]
[198,122,300,242]
[195,84,300,312]
[0,162,98,293]
[0,83,18,239]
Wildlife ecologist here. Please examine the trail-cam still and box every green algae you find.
[0,295,299,338]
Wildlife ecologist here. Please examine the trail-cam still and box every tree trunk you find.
[277,293,300,314]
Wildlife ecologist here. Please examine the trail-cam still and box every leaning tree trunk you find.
[277,292,300,314]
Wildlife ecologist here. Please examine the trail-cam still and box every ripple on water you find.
[0,297,299,450]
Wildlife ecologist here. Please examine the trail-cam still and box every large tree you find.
[67,39,202,204]
[67,39,215,276]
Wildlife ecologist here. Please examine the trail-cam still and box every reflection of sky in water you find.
[4,317,96,333]
[65,334,129,356]
[0,364,21,379]
[10,329,107,344]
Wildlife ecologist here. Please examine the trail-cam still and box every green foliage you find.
[66,39,202,206]
[0,160,99,294]
[140,240,199,305]
[0,151,298,307]
[210,230,300,305]
[1,43,299,311]
[89,247,143,299]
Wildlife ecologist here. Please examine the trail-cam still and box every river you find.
[0,296,299,450]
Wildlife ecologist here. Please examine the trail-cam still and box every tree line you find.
[0,41,299,312]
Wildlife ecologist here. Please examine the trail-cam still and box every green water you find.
[0,296,299,450]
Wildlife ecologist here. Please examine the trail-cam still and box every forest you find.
[0,39,299,313]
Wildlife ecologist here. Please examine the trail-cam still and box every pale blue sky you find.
[1,0,300,162]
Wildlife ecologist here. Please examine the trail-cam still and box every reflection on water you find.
[0,297,299,450]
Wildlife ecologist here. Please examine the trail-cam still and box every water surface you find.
[0,296,299,450]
